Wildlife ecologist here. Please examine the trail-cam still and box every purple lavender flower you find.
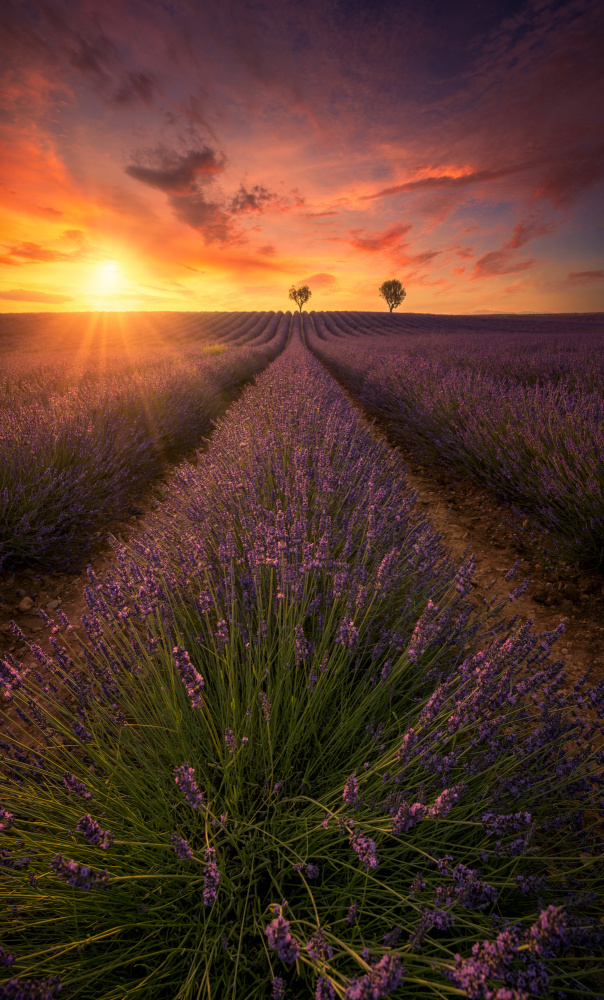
[316,977,336,999]
[271,977,285,999]
[173,646,205,710]
[306,927,333,961]
[407,599,442,662]
[343,773,359,805]
[450,864,499,911]
[346,901,359,924]
[306,863,320,879]
[0,944,15,968]
[294,624,309,666]
[48,854,109,891]
[318,651,330,673]
[345,954,405,998]
[308,667,318,692]
[336,618,359,650]
[481,811,532,836]
[427,783,466,819]
[0,808,15,832]
[171,834,193,860]
[224,728,236,754]
[75,814,114,850]
[71,721,93,744]
[202,846,220,906]
[349,828,379,870]
[528,905,569,958]
[409,907,455,952]
[392,801,426,835]
[173,763,204,810]
[515,874,548,895]
[0,975,63,998]
[259,691,272,721]
[396,728,418,762]
[215,619,229,648]
[409,873,426,897]
[265,915,300,964]
[383,926,402,947]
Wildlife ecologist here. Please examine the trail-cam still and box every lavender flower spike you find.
[76,814,114,850]
[271,978,285,999]
[265,915,300,965]
[171,834,193,860]
[173,645,205,710]
[173,763,204,810]
[259,691,272,721]
[349,828,379,870]
[202,846,220,906]
[0,808,15,832]
[345,954,405,999]
[316,977,336,999]
[343,773,359,804]
[49,854,109,891]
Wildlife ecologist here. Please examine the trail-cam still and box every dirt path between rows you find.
[355,406,604,689]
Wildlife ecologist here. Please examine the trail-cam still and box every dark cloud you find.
[348,224,412,253]
[567,269,604,284]
[0,288,73,302]
[66,30,118,81]
[125,148,225,193]
[229,184,278,214]
[168,192,236,244]
[111,70,156,107]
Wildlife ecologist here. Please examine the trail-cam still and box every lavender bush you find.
[305,312,604,570]
[0,328,602,998]
[0,312,289,571]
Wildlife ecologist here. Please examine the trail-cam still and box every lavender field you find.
[305,311,604,571]
[1,311,603,1000]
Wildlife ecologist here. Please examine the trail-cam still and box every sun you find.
[94,260,122,295]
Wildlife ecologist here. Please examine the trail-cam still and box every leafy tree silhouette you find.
[378,279,406,312]
[289,285,312,314]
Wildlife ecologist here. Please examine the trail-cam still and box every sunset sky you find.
[1,0,603,314]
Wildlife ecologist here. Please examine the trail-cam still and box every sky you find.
[1,0,603,314]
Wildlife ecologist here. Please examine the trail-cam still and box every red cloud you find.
[566,270,604,284]
[348,224,412,253]
[473,250,535,278]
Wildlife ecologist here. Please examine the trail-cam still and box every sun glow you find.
[94,260,122,296]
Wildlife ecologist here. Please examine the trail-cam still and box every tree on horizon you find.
[378,279,406,312]
[289,285,312,314]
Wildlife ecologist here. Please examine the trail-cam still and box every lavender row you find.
[306,313,604,569]
[1,327,602,998]
[0,313,290,570]
[336,311,604,391]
